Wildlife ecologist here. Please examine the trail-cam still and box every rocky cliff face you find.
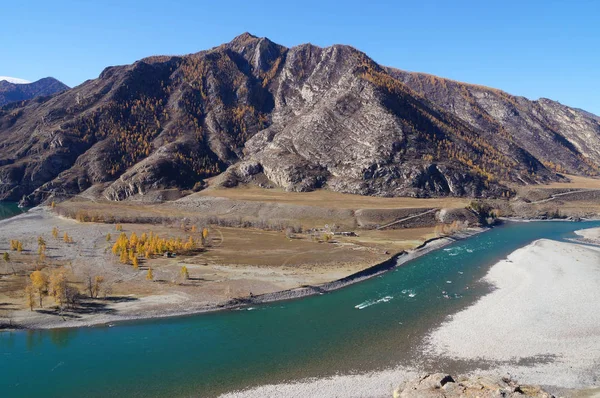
[389,70,600,176]
[0,33,598,206]
[0,77,69,107]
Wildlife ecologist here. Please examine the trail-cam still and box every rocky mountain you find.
[388,69,600,177]
[0,33,598,206]
[0,77,69,107]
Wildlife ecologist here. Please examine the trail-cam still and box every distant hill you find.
[0,77,69,107]
[0,33,598,206]
[0,76,31,84]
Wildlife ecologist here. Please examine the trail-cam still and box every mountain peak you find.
[230,32,259,43]
[0,76,31,84]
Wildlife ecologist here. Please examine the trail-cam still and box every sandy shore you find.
[220,367,419,398]
[426,238,600,389]
[575,226,600,244]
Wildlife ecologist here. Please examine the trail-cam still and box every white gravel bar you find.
[575,227,600,244]
[426,238,600,388]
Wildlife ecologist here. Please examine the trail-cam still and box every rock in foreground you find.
[394,374,554,398]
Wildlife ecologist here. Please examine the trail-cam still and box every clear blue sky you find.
[2,0,599,114]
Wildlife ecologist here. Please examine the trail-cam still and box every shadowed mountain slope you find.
[0,77,69,107]
[0,33,598,206]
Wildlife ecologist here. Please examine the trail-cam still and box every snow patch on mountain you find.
[0,76,31,84]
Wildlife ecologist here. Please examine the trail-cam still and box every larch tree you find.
[85,274,94,298]
[3,252,13,275]
[30,271,48,308]
[25,284,35,311]
[129,232,138,248]
[119,249,129,265]
[38,243,47,262]
[93,276,105,298]
[146,267,154,281]
[49,269,68,308]
[180,265,189,281]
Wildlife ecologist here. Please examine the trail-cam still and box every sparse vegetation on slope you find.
[0,33,598,207]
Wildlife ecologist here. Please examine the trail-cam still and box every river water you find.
[0,202,27,221]
[1,219,599,397]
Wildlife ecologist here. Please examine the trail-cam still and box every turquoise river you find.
[1,214,599,397]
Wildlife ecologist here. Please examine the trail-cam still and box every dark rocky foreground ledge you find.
[394,374,554,397]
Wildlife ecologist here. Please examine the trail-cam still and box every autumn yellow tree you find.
[38,242,47,262]
[180,265,189,281]
[129,232,138,248]
[132,256,139,269]
[119,249,129,265]
[184,236,196,251]
[52,227,59,239]
[17,241,23,252]
[49,269,68,308]
[93,276,105,298]
[30,271,48,308]
[3,251,13,275]
[25,284,35,311]
[106,233,112,242]
[146,267,154,281]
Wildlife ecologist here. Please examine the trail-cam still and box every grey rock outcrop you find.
[394,374,555,398]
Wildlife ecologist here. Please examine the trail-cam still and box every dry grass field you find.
[0,205,437,329]
[196,185,471,209]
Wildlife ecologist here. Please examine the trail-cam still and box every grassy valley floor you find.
[0,205,441,329]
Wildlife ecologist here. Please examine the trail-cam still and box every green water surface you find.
[1,220,599,397]
[0,202,27,221]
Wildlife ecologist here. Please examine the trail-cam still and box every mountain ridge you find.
[0,76,31,84]
[0,77,69,107]
[0,33,598,206]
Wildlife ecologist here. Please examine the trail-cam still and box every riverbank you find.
[426,238,600,390]
[574,226,600,244]
[218,230,600,398]
[237,228,486,306]
[1,207,478,330]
